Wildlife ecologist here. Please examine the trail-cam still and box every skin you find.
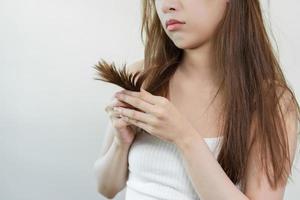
[111,0,298,199]
[155,0,228,89]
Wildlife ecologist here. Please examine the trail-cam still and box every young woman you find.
[93,0,300,199]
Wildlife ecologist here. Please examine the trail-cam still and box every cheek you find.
[189,14,218,39]
[185,2,227,43]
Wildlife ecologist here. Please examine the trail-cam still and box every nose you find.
[161,0,180,14]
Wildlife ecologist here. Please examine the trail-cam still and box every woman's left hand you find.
[113,88,195,144]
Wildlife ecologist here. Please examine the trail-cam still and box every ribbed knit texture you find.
[125,128,241,199]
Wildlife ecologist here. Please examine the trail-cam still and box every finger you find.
[113,106,157,125]
[108,110,122,118]
[115,93,156,114]
[112,117,130,128]
[108,90,129,108]
[121,115,152,133]
[121,88,162,105]
[105,99,134,113]
[112,99,136,109]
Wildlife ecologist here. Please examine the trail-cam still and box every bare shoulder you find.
[126,59,144,73]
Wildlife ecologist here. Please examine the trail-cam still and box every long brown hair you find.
[94,0,300,191]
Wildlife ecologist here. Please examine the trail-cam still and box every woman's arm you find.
[93,122,132,199]
[175,128,249,200]
[175,92,299,200]
[93,59,144,198]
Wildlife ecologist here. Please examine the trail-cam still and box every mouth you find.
[165,19,186,29]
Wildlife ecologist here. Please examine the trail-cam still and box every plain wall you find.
[0,0,299,200]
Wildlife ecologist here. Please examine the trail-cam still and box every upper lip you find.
[165,19,185,28]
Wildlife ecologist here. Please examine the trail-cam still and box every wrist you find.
[113,136,132,149]
[175,126,199,151]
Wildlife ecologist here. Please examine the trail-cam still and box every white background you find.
[0,0,299,200]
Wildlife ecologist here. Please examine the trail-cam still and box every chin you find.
[172,38,208,50]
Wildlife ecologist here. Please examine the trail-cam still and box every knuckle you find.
[155,108,165,118]
[152,118,160,127]
[161,97,168,105]
[148,126,155,133]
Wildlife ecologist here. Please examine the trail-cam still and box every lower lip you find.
[167,23,184,31]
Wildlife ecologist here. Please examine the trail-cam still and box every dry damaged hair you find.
[93,0,300,191]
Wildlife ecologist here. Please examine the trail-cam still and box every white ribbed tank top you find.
[125,128,241,200]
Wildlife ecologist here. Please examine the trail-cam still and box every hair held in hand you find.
[93,57,182,98]
[92,59,145,92]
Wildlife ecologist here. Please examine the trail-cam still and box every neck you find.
[178,40,222,89]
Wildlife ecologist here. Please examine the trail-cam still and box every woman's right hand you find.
[105,90,138,147]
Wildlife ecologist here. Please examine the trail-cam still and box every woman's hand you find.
[113,88,195,144]
[104,91,138,146]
